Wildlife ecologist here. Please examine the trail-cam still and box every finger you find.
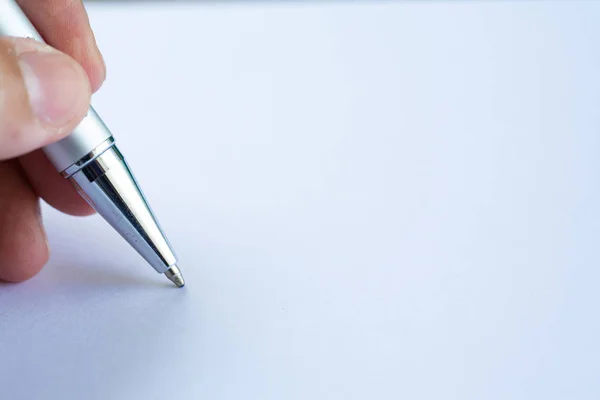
[19,150,94,216]
[17,0,106,92]
[0,37,91,161]
[0,160,49,282]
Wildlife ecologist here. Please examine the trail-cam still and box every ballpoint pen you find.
[0,1,185,287]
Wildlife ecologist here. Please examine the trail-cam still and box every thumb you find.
[0,37,91,161]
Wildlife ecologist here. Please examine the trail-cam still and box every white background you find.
[1,1,599,399]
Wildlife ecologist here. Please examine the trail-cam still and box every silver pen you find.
[0,1,185,287]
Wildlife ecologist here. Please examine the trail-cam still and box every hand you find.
[0,0,106,282]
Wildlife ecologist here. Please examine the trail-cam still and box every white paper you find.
[1,2,599,399]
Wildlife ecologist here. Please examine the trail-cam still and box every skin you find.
[0,0,105,282]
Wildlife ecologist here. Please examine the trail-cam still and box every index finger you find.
[17,0,106,92]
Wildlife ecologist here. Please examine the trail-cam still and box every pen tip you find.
[164,265,185,288]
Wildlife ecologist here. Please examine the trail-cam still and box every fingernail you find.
[34,200,50,253]
[16,42,90,128]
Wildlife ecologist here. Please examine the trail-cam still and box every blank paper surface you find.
[1,2,599,399]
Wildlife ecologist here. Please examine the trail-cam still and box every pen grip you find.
[0,0,112,172]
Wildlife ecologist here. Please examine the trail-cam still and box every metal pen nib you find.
[164,265,185,288]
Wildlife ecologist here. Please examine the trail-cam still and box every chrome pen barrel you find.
[0,0,184,285]
[67,139,178,274]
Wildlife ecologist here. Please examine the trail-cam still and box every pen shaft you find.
[0,0,182,281]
